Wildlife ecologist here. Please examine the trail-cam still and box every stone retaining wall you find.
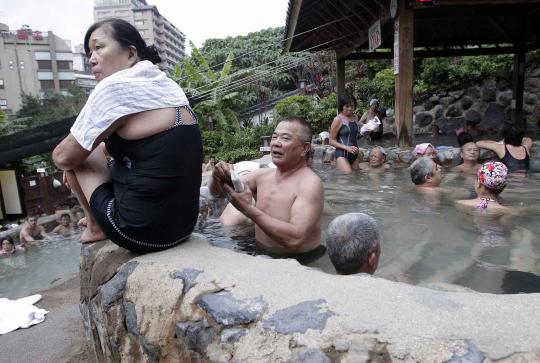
[80,237,540,362]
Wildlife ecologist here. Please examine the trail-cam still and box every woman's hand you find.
[347,146,359,155]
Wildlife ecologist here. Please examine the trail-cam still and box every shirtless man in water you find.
[209,117,324,256]
[19,215,49,246]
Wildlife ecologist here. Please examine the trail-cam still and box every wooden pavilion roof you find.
[284,0,540,58]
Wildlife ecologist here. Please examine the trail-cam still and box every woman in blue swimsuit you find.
[329,96,361,173]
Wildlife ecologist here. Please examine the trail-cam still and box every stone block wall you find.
[80,237,540,362]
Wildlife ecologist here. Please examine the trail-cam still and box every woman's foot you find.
[80,225,108,243]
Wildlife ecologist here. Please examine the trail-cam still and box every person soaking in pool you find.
[0,237,25,256]
[359,146,390,171]
[52,213,74,236]
[52,19,202,252]
[455,161,519,217]
[209,117,324,258]
[326,213,380,275]
[329,96,361,173]
[452,141,481,175]
[476,123,532,173]
[19,215,49,246]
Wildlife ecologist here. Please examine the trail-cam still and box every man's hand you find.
[223,183,253,213]
[209,161,234,198]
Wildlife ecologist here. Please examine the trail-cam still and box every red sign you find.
[16,29,28,40]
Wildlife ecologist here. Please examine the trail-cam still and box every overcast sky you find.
[0,0,290,51]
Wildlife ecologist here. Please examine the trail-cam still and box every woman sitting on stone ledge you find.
[52,19,202,253]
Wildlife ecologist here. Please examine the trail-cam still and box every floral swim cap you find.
[477,161,508,191]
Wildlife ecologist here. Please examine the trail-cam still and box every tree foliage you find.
[14,84,88,129]
[273,93,338,133]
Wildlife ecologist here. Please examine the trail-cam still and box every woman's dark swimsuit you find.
[501,144,530,173]
[89,106,203,253]
[335,114,359,164]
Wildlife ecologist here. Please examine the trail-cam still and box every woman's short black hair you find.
[500,122,524,146]
[84,18,161,64]
[338,95,356,113]
[457,132,474,147]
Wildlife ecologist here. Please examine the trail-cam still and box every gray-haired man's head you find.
[409,156,442,187]
[326,213,381,275]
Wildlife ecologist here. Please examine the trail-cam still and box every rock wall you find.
[382,65,540,136]
[80,236,540,362]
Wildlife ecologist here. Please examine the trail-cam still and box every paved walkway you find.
[0,277,87,363]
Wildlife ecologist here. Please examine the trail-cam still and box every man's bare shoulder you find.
[296,167,323,192]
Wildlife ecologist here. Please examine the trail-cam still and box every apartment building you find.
[94,0,186,72]
[72,44,98,95]
[0,23,75,115]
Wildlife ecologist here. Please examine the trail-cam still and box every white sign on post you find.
[393,19,399,75]
[368,19,382,51]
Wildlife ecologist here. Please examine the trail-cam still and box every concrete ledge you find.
[80,235,540,362]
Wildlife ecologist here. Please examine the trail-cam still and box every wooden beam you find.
[285,0,304,52]
[345,46,525,59]
[512,47,526,127]
[336,56,345,101]
[394,1,414,147]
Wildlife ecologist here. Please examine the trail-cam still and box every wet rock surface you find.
[78,239,540,362]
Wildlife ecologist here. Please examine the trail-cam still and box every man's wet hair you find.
[60,213,71,220]
[281,116,312,144]
[410,157,435,185]
[326,213,380,275]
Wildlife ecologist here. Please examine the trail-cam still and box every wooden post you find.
[512,47,526,128]
[394,1,414,147]
[336,57,345,102]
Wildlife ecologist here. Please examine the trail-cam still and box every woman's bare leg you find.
[336,157,353,174]
[65,149,111,243]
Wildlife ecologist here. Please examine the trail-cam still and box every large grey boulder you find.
[480,102,507,130]
[460,96,474,110]
[481,80,497,101]
[415,112,433,127]
[436,117,465,134]
[79,238,540,363]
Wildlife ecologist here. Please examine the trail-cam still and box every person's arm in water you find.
[39,225,49,239]
[223,175,323,251]
[19,227,34,245]
[359,111,368,124]
[475,140,504,158]
[329,117,358,155]
[522,137,533,152]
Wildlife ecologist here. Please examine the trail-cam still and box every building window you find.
[0,99,7,109]
[40,80,55,89]
[139,30,145,36]
[134,20,145,26]
[59,80,74,89]
[38,60,52,69]
[57,61,72,70]
[0,79,4,89]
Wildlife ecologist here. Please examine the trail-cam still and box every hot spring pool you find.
[197,164,540,294]
[0,232,83,298]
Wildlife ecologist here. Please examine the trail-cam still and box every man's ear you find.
[302,142,311,156]
[368,251,378,273]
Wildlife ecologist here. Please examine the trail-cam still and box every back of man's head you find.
[326,213,380,275]
[281,116,312,144]
[410,157,434,186]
